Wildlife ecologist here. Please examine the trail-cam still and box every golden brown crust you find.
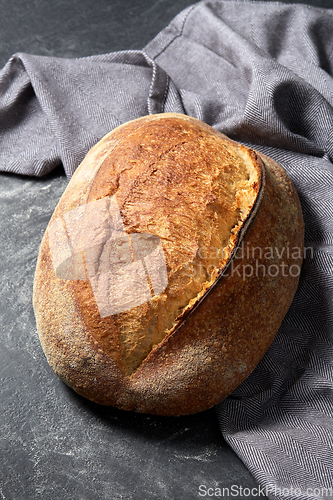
[33,113,304,415]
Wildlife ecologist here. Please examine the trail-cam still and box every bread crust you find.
[33,113,304,415]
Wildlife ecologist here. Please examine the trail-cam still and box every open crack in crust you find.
[69,114,263,376]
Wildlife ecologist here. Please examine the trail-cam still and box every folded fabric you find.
[1,0,333,498]
[0,50,181,176]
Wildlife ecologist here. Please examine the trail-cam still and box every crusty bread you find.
[33,113,304,416]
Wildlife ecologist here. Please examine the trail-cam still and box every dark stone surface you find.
[0,0,196,68]
[0,0,331,499]
[0,0,332,68]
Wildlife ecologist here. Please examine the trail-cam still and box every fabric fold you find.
[0,51,180,177]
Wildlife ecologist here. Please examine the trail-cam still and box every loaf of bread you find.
[33,113,304,416]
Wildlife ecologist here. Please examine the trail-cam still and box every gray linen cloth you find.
[1,0,333,498]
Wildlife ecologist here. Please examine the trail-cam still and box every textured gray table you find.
[0,0,331,499]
